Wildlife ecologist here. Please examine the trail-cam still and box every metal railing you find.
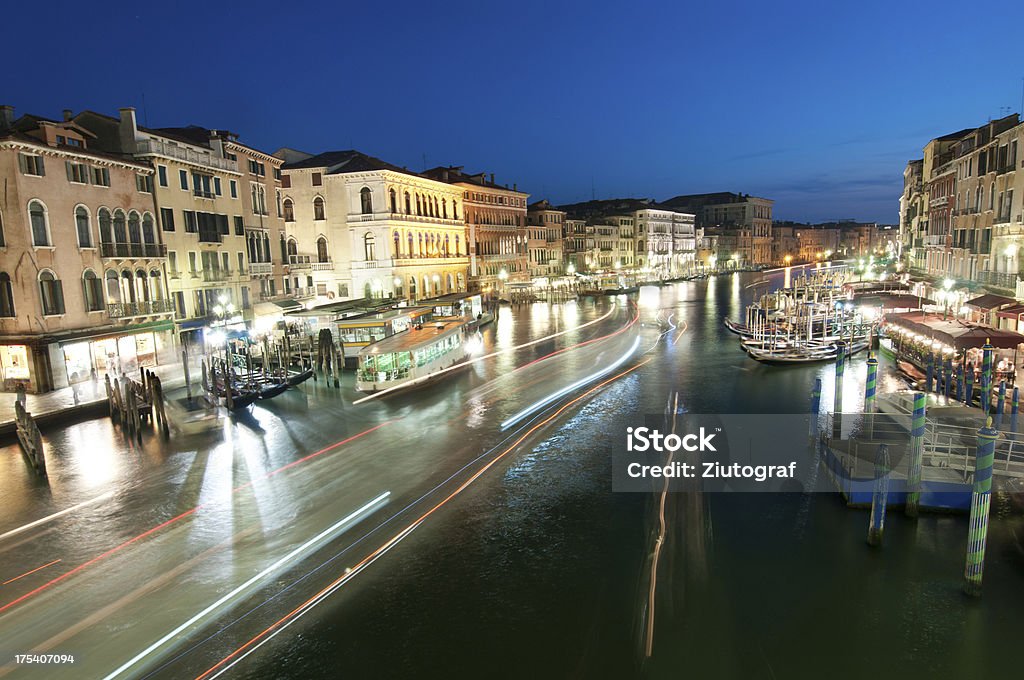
[248,262,273,275]
[107,299,176,318]
[100,243,168,258]
[136,138,236,171]
[976,271,1018,289]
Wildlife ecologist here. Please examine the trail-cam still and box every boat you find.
[258,380,290,400]
[355,319,470,393]
[286,367,315,386]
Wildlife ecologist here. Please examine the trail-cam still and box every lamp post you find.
[211,295,236,382]
[942,277,954,321]
[731,252,740,271]
[498,268,508,301]
[708,254,717,273]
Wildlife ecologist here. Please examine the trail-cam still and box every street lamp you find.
[784,254,793,266]
[942,278,954,321]
[566,263,575,275]
[731,253,740,270]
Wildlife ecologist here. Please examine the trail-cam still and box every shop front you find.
[0,344,32,390]
[60,331,161,384]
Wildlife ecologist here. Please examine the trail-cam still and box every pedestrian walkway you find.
[0,362,192,436]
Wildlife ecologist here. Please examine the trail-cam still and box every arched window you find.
[0,273,14,317]
[113,209,127,245]
[136,268,150,301]
[442,199,447,219]
[98,208,112,245]
[39,270,65,315]
[150,270,164,300]
[389,188,397,213]
[75,206,92,247]
[82,270,104,311]
[287,238,298,257]
[364,233,376,261]
[314,196,326,220]
[317,236,329,263]
[29,200,49,246]
[105,270,122,304]
[452,200,459,220]
[393,231,400,257]
[122,270,136,303]
[444,234,450,257]
[142,213,155,244]
[128,211,142,244]
[408,233,414,256]
[360,187,372,215]
[283,198,295,222]
[454,235,460,256]
[404,192,411,214]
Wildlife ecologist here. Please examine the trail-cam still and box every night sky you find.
[8,1,1024,222]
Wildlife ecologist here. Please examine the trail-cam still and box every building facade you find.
[526,200,566,278]
[662,192,774,265]
[0,106,174,392]
[281,151,470,302]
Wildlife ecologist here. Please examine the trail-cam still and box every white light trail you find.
[352,303,619,405]
[500,335,641,430]
[0,491,114,543]
[102,491,390,680]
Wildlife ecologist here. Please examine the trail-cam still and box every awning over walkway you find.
[884,311,1024,350]
[857,293,933,309]
[964,293,1016,310]
[996,304,1024,320]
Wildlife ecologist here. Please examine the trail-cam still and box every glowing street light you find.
[784,254,793,265]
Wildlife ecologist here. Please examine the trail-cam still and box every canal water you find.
[242,272,1024,680]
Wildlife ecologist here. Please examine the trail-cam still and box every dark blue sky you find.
[9,1,1024,222]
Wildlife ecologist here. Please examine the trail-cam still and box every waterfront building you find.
[900,159,926,270]
[526,200,566,278]
[661,192,774,265]
[563,218,591,272]
[422,167,529,294]
[0,106,174,392]
[558,198,695,276]
[908,114,1024,292]
[280,152,469,302]
[75,108,273,344]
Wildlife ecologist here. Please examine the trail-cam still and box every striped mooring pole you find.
[867,443,891,546]
[996,380,1007,428]
[943,356,953,399]
[966,364,975,406]
[963,418,998,596]
[981,341,994,414]
[1013,386,1020,415]
[956,364,964,403]
[810,377,822,437]
[864,354,878,438]
[834,340,846,424]
[926,353,934,393]
[905,392,927,517]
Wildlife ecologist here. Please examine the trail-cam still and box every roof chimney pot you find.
[0,105,14,130]
[62,109,72,122]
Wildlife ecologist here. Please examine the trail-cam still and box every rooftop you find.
[358,319,467,356]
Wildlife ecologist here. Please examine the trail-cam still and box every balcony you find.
[977,271,1019,291]
[311,261,333,271]
[107,299,176,319]
[922,235,947,247]
[249,262,274,275]
[136,138,237,172]
[350,211,463,227]
[202,269,232,282]
[100,243,168,259]
[288,255,312,270]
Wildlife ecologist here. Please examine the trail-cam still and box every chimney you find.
[513,183,517,191]
[62,109,72,122]
[118,107,139,153]
[0,105,13,130]
[490,173,495,184]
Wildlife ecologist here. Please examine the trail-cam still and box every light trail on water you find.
[195,359,652,680]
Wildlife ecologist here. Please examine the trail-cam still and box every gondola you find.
[258,381,290,400]
[286,367,315,386]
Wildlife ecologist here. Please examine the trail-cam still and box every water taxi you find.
[355,319,471,392]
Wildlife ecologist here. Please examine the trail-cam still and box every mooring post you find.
[995,379,1007,428]
[864,353,878,437]
[834,341,845,437]
[201,360,209,395]
[905,392,927,517]
[943,356,952,399]
[867,443,890,546]
[182,348,192,401]
[963,418,998,596]
[981,341,994,414]
[926,353,934,393]
[966,364,975,406]
[956,363,965,403]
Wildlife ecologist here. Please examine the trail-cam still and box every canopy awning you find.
[857,293,934,309]
[884,311,1024,350]
[996,304,1024,319]
[964,294,1016,310]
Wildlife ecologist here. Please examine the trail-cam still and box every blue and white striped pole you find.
[905,392,927,518]
[981,341,994,414]
[966,364,975,406]
[867,443,891,546]
[956,363,965,403]
[926,353,934,393]
[943,356,953,399]
[834,341,845,435]
[963,419,998,596]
